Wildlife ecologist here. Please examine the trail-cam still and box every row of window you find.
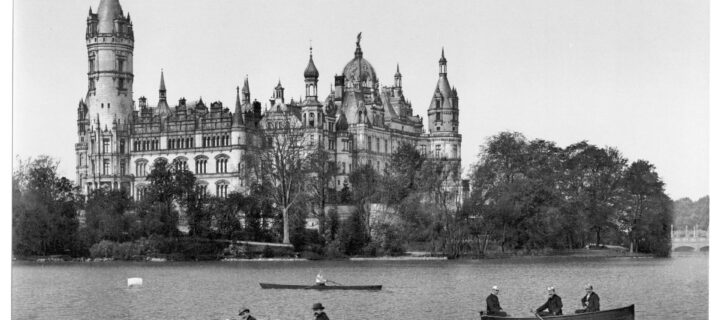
[168,137,194,150]
[132,135,230,151]
[135,157,231,176]
[134,138,159,151]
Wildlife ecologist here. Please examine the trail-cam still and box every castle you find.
[75,0,462,200]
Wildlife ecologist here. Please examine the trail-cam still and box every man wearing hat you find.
[312,302,330,320]
[485,285,508,316]
[238,308,256,320]
[575,284,600,313]
[535,287,563,316]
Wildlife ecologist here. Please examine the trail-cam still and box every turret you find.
[393,63,403,97]
[304,46,319,101]
[273,80,285,103]
[428,48,459,134]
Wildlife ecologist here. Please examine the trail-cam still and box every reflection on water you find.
[12,253,707,320]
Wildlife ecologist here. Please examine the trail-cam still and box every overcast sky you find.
[13,0,709,200]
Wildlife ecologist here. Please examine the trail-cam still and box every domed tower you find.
[426,48,461,161]
[302,46,324,135]
[77,0,134,195]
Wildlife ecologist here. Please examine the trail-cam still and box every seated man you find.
[485,285,508,317]
[536,287,563,316]
[575,284,600,313]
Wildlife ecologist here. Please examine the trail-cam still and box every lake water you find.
[12,253,708,320]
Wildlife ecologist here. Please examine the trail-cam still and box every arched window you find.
[195,156,208,174]
[215,154,229,173]
[135,159,148,176]
[216,180,229,198]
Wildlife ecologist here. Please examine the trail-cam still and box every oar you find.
[327,279,343,285]
[530,309,544,320]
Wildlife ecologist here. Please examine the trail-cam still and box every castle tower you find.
[427,48,461,161]
[85,0,135,126]
[77,0,134,195]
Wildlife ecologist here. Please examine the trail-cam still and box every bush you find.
[324,239,346,259]
[89,240,115,258]
[261,245,275,258]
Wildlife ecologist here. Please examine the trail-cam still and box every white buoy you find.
[127,277,143,287]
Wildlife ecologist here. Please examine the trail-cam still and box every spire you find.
[241,75,250,105]
[439,48,447,75]
[156,69,171,117]
[236,86,241,107]
[159,69,167,101]
[233,86,244,126]
[395,63,402,78]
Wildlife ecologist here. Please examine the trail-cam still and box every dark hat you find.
[312,303,325,310]
[238,308,250,315]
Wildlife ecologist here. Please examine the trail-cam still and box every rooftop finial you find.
[354,32,363,58]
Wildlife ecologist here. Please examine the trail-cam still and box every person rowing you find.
[315,272,327,286]
[535,286,563,316]
[575,284,600,313]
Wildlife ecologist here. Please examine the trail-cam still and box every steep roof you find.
[97,0,124,33]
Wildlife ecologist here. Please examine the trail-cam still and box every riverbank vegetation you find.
[13,131,679,260]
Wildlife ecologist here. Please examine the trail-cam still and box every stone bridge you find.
[672,237,709,252]
[671,226,708,252]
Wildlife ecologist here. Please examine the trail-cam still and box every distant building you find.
[75,0,462,200]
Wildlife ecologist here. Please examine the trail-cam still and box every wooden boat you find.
[259,283,382,290]
[480,305,634,320]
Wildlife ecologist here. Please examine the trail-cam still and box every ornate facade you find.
[75,0,462,200]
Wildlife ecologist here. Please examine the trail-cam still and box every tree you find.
[244,113,309,244]
[348,162,380,233]
[84,189,133,243]
[562,142,626,247]
[305,147,338,238]
[136,158,185,237]
[620,160,668,254]
[13,156,82,256]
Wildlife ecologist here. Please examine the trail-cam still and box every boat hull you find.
[481,305,634,320]
[259,283,382,290]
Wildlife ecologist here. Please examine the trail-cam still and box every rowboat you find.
[259,283,382,290]
[480,305,634,320]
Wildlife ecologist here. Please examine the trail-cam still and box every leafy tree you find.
[620,160,668,254]
[84,189,133,243]
[12,156,82,256]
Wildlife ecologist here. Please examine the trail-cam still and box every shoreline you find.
[14,249,657,263]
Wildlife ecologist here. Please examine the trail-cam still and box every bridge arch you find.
[673,246,695,252]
